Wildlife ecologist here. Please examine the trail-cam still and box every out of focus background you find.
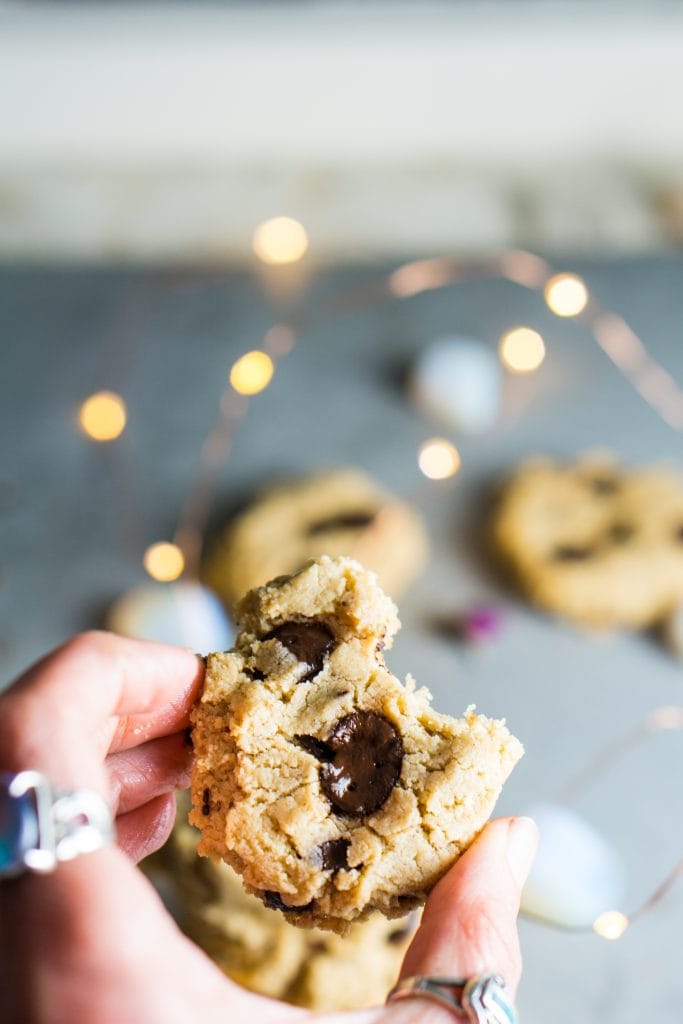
[1,3,682,1022]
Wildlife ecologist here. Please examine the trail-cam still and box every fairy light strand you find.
[170,248,683,583]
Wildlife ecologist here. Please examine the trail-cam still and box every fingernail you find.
[506,816,539,888]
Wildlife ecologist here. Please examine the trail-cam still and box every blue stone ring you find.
[0,770,113,878]
[387,972,517,1023]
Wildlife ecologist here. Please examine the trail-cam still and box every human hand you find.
[0,632,537,1024]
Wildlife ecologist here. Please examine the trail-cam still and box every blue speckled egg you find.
[521,803,625,928]
[412,336,501,433]
[107,581,233,654]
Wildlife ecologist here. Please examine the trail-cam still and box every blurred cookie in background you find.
[202,467,429,609]
[145,796,416,1012]
[491,454,683,629]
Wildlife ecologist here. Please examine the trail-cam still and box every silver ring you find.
[0,770,113,878]
[387,973,517,1023]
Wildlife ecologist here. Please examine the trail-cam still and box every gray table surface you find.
[1,256,682,1022]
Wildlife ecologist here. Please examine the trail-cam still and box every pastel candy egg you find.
[411,336,501,433]
[107,581,233,654]
[521,803,624,928]
[663,601,683,659]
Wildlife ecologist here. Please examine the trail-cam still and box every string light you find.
[229,351,274,396]
[143,542,185,582]
[592,911,629,940]
[544,273,589,317]
[252,217,309,265]
[78,391,127,441]
[499,327,546,374]
[418,438,461,480]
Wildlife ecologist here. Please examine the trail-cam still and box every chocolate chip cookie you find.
[146,795,416,1011]
[202,467,429,607]
[492,455,683,628]
[190,556,522,933]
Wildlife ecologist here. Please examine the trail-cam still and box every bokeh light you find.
[78,391,127,441]
[143,542,185,582]
[418,438,461,480]
[229,350,274,395]
[592,910,629,940]
[499,327,546,374]
[252,216,309,265]
[544,273,589,317]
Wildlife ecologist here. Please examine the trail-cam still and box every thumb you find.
[384,817,538,1023]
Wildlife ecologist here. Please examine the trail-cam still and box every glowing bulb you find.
[499,328,546,374]
[544,273,589,317]
[418,438,461,480]
[252,217,309,265]
[592,911,629,940]
[79,391,127,441]
[143,542,185,582]
[229,350,274,395]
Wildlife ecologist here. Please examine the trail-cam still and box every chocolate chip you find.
[319,711,403,817]
[588,476,620,496]
[608,522,635,544]
[268,621,335,682]
[201,786,211,815]
[294,734,333,761]
[552,544,595,561]
[306,511,376,536]
[388,924,412,944]
[263,891,314,913]
[245,666,266,681]
[315,838,351,871]
[201,805,211,816]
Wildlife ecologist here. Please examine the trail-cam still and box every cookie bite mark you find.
[306,511,377,536]
[319,711,404,817]
[267,621,335,683]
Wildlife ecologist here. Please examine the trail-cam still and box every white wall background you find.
[2,1,683,259]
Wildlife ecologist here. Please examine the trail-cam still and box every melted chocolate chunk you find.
[588,475,620,496]
[552,544,595,561]
[315,838,351,871]
[608,522,635,544]
[319,710,403,817]
[306,511,376,537]
[294,734,333,761]
[263,891,314,913]
[268,621,335,682]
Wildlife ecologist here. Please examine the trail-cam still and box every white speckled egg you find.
[107,581,233,655]
[663,601,683,659]
[411,336,501,433]
[521,803,625,928]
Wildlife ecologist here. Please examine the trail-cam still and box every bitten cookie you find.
[202,467,429,606]
[146,796,416,1011]
[190,556,522,933]
[492,455,683,629]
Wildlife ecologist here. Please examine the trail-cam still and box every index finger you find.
[2,632,204,768]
